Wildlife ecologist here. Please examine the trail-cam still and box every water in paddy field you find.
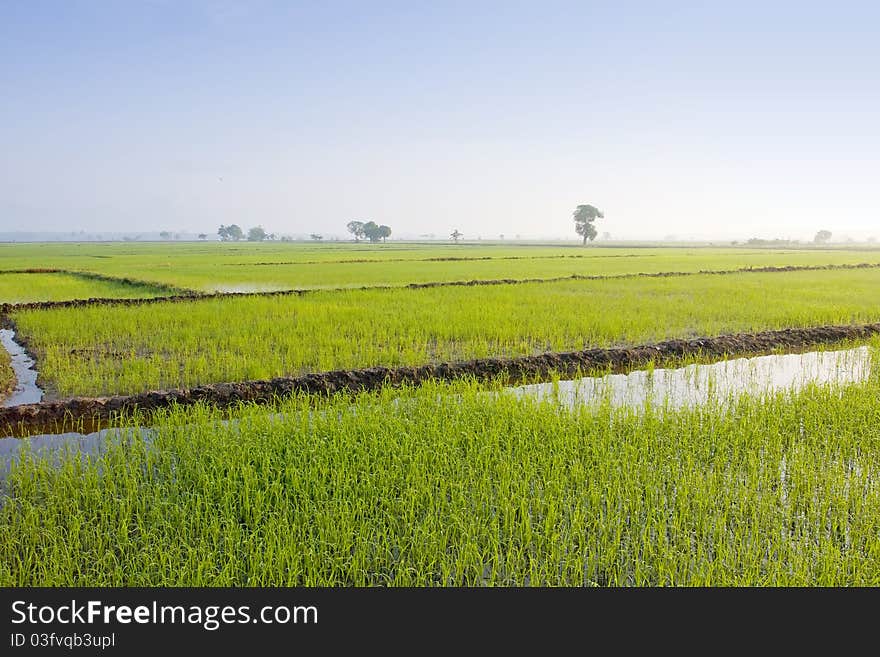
[508,347,872,411]
[0,328,43,406]
[0,428,148,496]
[0,346,874,489]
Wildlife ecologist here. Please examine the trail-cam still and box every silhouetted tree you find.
[362,221,381,243]
[450,229,463,243]
[573,204,603,244]
[814,230,832,244]
[347,221,366,242]
[218,224,244,241]
[247,226,268,241]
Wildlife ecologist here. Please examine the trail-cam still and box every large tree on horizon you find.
[573,204,603,244]
[347,220,366,242]
[218,224,244,241]
[247,225,268,241]
[814,229,832,244]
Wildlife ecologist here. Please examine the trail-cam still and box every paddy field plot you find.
[5,242,880,588]
[3,242,880,293]
[13,267,880,397]
[101,250,880,292]
[3,371,880,586]
[0,272,175,304]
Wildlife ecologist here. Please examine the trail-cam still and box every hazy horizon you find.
[3,1,880,241]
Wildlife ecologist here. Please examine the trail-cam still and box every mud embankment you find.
[3,322,879,437]
[3,262,880,314]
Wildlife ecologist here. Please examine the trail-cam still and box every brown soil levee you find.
[4,262,880,314]
[2,322,879,437]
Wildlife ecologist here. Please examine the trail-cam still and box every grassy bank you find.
[0,348,12,401]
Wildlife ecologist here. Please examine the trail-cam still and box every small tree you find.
[159,231,172,240]
[814,230,832,244]
[310,233,323,241]
[573,204,603,244]
[378,225,391,243]
[347,221,366,242]
[198,233,207,240]
[248,226,268,241]
[450,229,463,243]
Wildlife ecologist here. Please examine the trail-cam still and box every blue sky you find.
[2,1,879,239]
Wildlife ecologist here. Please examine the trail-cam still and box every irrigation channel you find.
[0,329,42,407]
[0,346,872,490]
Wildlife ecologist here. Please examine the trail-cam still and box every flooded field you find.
[11,267,880,399]
[5,242,880,587]
[511,347,872,411]
[2,346,873,488]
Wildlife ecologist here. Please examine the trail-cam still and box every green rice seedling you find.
[3,355,880,586]
[0,272,172,303]
[2,242,880,292]
[0,347,13,399]
[13,268,880,397]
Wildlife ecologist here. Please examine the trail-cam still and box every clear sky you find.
[2,1,879,240]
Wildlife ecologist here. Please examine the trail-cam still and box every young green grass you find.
[2,242,880,292]
[0,347,13,400]
[13,267,880,397]
[0,272,174,303]
[88,249,880,292]
[3,364,880,586]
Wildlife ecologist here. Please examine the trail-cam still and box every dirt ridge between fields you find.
[2,321,878,437]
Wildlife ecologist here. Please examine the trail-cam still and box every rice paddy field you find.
[12,267,880,397]
[4,376,880,585]
[3,241,880,586]
[60,248,880,292]
[2,241,880,294]
[0,271,173,303]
